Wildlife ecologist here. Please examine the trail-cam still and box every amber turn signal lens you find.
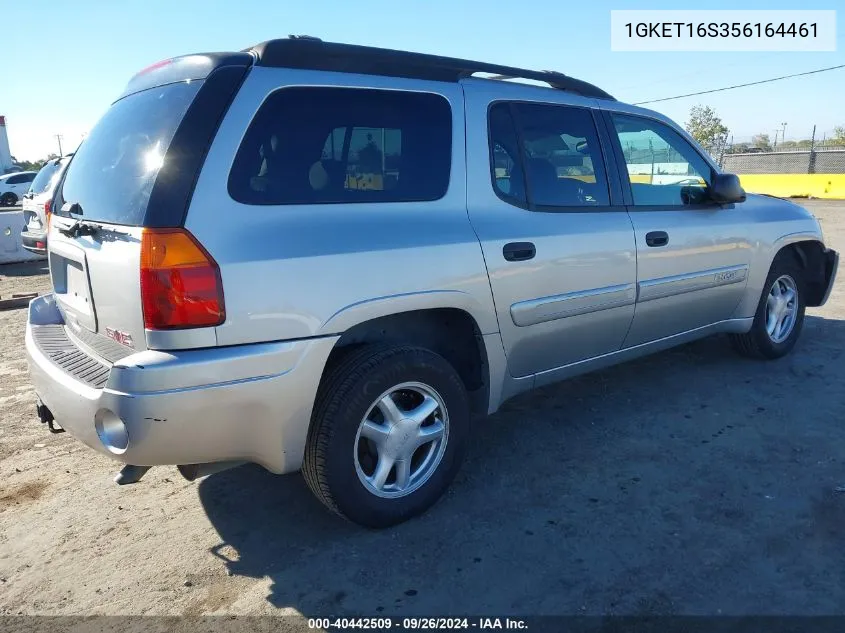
[140,228,225,330]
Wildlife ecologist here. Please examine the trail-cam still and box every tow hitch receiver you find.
[36,400,64,434]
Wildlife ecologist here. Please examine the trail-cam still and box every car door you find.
[602,110,753,347]
[4,173,24,196]
[12,173,34,197]
[464,83,636,378]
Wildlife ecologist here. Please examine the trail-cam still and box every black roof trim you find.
[247,38,615,101]
[117,52,254,101]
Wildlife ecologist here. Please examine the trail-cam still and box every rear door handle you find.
[645,231,669,248]
[503,242,536,261]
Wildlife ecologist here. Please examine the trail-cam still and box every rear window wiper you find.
[58,220,100,238]
[58,219,130,239]
[56,202,131,238]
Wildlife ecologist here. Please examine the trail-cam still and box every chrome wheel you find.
[766,274,798,344]
[354,381,449,499]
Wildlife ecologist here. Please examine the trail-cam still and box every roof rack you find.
[247,37,615,101]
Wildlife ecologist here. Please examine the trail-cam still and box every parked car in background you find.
[0,170,36,206]
[21,156,72,255]
[25,38,839,528]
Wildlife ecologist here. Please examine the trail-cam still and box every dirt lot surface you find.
[1,201,844,618]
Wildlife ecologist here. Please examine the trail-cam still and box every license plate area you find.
[49,241,97,332]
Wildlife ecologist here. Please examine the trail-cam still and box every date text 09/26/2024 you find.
[308,618,528,630]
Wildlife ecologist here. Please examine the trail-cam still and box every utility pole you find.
[773,129,779,149]
[780,122,788,146]
[55,134,64,156]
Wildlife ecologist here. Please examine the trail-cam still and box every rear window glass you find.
[59,81,201,225]
[30,161,63,195]
[228,87,452,205]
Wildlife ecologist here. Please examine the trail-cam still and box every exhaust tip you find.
[114,464,151,485]
[95,409,129,454]
[177,461,246,482]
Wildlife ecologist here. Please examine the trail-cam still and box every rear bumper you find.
[21,227,47,255]
[25,294,338,474]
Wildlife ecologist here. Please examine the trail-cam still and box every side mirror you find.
[710,172,746,204]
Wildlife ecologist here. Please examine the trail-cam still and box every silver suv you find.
[21,155,72,255]
[25,38,839,527]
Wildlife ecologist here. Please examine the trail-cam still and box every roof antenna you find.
[288,34,322,41]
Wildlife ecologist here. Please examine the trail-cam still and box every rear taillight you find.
[44,199,52,230]
[140,228,225,330]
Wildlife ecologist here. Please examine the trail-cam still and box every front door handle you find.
[503,242,536,262]
[645,231,669,248]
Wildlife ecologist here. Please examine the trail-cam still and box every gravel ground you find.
[0,201,843,618]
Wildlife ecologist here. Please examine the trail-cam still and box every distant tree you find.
[834,126,845,144]
[12,153,58,172]
[685,105,729,151]
[752,133,772,150]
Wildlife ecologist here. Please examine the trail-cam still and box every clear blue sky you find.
[3,0,843,160]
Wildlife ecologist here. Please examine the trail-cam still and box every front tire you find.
[731,252,806,359]
[303,345,470,528]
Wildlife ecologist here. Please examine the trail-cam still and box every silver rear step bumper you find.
[25,294,338,474]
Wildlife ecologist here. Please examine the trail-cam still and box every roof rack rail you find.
[247,38,615,101]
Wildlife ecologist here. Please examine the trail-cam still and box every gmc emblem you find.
[105,327,134,349]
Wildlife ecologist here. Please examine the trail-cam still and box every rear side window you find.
[489,104,527,206]
[59,81,202,225]
[30,161,63,195]
[489,102,611,210]
[513,103,609,208]
[228,88,452,205]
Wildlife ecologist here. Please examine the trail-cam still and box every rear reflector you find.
[140,228,225,330]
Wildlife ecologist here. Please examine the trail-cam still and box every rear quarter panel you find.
[184,67,499,346]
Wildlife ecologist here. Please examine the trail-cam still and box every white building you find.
[0,116,13,173]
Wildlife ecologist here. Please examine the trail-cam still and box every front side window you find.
[229,88,452,205]
[612,114,713,206]
[488,102,610,209]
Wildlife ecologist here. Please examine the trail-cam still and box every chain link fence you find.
[720,148,845,174]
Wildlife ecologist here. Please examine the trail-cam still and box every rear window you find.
[228,87,452,205]
[30,161,63,195]
[59,81,202,225]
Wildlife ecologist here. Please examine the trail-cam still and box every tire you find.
[731,251,806,360]
[0,193,17,207]
[303,344,470,528]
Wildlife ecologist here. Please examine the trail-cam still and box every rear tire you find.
[0,193,17,207]
[731,252,806,360]
[303,345,470,528]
